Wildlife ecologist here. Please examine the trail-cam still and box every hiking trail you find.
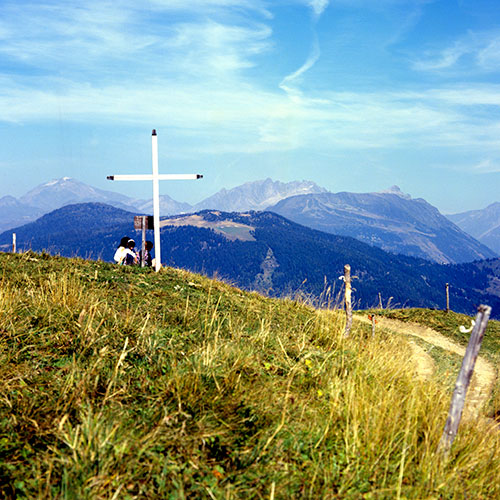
[355,314,496,419]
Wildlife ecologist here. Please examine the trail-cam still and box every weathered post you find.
[344,264,352,337]
[12,233,16,253]
[378,292,382,309]
[134,216,154,267]
[445,283,450,313]
[438,305,491,457]
[141,216,147,267]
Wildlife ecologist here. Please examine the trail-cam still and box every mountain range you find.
[268,187,497,264]
[448,202,500,255]
[192,178,328,212]
[1,202,499,318]
[1,177,498,264]
[0,177,324,232]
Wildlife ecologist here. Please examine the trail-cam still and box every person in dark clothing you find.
[124,239,139,265]
[140,240,154,267]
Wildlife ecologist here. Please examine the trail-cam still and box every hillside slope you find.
[0,253,499,498]
[1,203,500,318]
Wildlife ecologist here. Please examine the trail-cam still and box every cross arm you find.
[107,174,203,181]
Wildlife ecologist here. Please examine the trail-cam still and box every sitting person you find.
[124,239,139,265]
[140,240,154,267]
[113,236,130,265]
[114,237,138,265]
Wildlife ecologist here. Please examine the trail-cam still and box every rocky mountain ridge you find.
[1,177,498,264]
[268,190,497,264]
[0,177,325,232]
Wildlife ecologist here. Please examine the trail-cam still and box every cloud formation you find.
[1,0,499,171]
[308,0,330,17]
[474,159,500,174]
[279,0,329,99]
[414,31,500,73]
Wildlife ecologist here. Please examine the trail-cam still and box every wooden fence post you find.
[378,292,382,309]
[141,216,147,268]
[438,304,491,457]
[12,233,16,253]
[344,264,352,337]
[445,283,450,313]
[371,315,376,337]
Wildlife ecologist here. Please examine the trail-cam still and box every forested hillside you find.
[1,203,499,317]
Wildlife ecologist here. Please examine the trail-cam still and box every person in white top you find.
[114,236,130,265]
[114,237,139,265]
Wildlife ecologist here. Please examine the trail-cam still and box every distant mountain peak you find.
[43,177,75,187]
[194,178,329,212]
[448,202,500,254]
[379,185,412,199]
[19,177,133,212]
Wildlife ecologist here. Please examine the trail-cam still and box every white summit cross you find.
[107,129,203,272]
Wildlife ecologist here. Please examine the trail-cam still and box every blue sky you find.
[1,0,499,213]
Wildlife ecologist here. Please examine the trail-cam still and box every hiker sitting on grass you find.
[124,239,139,265]
[113,236,129,265]
[140,240,154,267]
[114,237,139,265]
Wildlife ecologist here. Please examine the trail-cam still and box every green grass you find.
[1,252,500,499]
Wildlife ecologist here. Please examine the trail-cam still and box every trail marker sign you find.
[134,216,154,230]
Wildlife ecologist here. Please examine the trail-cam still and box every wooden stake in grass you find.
[344,264,352,337]
[378,292,382,309]
[12,233,16,253]
[438,304,491,457]
[445,283,450,313]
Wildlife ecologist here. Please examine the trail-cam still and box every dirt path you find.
[355,314,496,418]
[407,340,435,381]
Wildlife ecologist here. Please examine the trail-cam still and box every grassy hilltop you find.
[0,251,499,499]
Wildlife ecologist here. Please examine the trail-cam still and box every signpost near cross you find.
[107,129,203,272]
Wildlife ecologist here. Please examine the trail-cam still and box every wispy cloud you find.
[473,158,500,174]
[1,0,500,164]
[279,1,329,99]
[166,21,272,78]
[279,35,321,101]
[307,0,330,17]
[3,75,499,158]
[0,0,273,89]
[414,30,500,73]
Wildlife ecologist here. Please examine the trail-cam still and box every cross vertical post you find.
[107,130,203,272]
[151,131,161,271]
